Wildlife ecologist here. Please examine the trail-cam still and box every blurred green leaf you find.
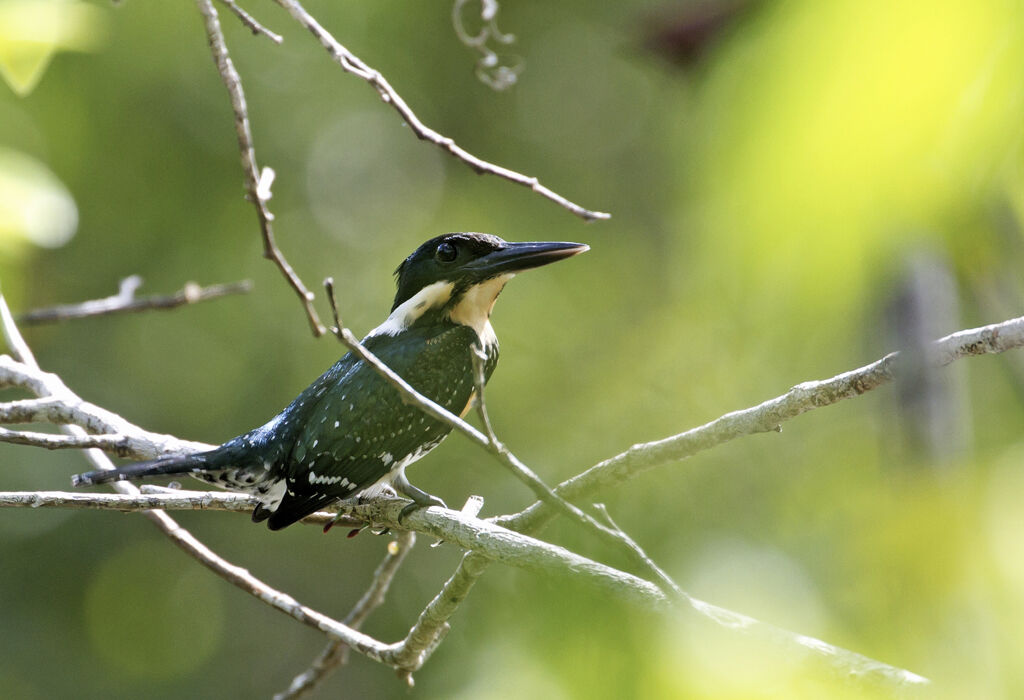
[0,0,106,96]
[690,0,1024,309]
[0,147,77,254]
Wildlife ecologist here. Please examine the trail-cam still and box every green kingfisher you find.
[72,233,588,530]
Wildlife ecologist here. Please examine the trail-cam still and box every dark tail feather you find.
[71,453,210,487]
[265,492,337,531]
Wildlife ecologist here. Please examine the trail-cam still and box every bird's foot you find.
[397,497,447,524]
[392,471,447,524]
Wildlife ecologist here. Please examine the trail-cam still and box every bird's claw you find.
[397,495,447,524]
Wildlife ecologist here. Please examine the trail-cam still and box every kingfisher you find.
[72,233,588,530]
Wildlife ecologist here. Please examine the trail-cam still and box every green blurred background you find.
[2,0,1024,697]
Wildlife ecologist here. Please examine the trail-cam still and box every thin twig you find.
[276,531,417,700]
[195,0,326,336]
[592,503,685,599]
[17,276,252,325]
[149,504,399,661]
[469,345,499,441]
[387,550,488,674]
[272,0,610,222]
[216,0,283,43]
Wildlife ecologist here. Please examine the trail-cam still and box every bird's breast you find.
[448,273,512,349]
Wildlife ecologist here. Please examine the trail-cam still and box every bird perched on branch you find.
[72,233,588,530]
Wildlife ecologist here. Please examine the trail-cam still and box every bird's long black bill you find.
[465,240,589,277]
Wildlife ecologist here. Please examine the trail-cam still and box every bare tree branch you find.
[382,316,1024,690]
[195,0,327,336]
[271,0,610,222]
[388,550,488,675]
[216,0,283,43]
[0,397,78,424]
[0,295,36,366]
[16,276,252,325]
[0,488,254,512]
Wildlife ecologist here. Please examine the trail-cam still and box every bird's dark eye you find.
[435,241,458,263]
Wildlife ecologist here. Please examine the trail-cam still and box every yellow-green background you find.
[2,0,1023,697]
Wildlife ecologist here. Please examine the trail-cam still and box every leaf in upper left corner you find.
[0,0,107,96]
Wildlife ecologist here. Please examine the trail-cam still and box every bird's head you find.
[371,233,588,342]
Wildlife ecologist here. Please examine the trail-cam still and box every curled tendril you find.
[452,0,523,91]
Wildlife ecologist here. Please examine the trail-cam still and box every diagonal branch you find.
[195,0,327,336]
[272,0,610,222]
[592,502,685,599]
[16,276,252,325]
[151,503,400,662]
